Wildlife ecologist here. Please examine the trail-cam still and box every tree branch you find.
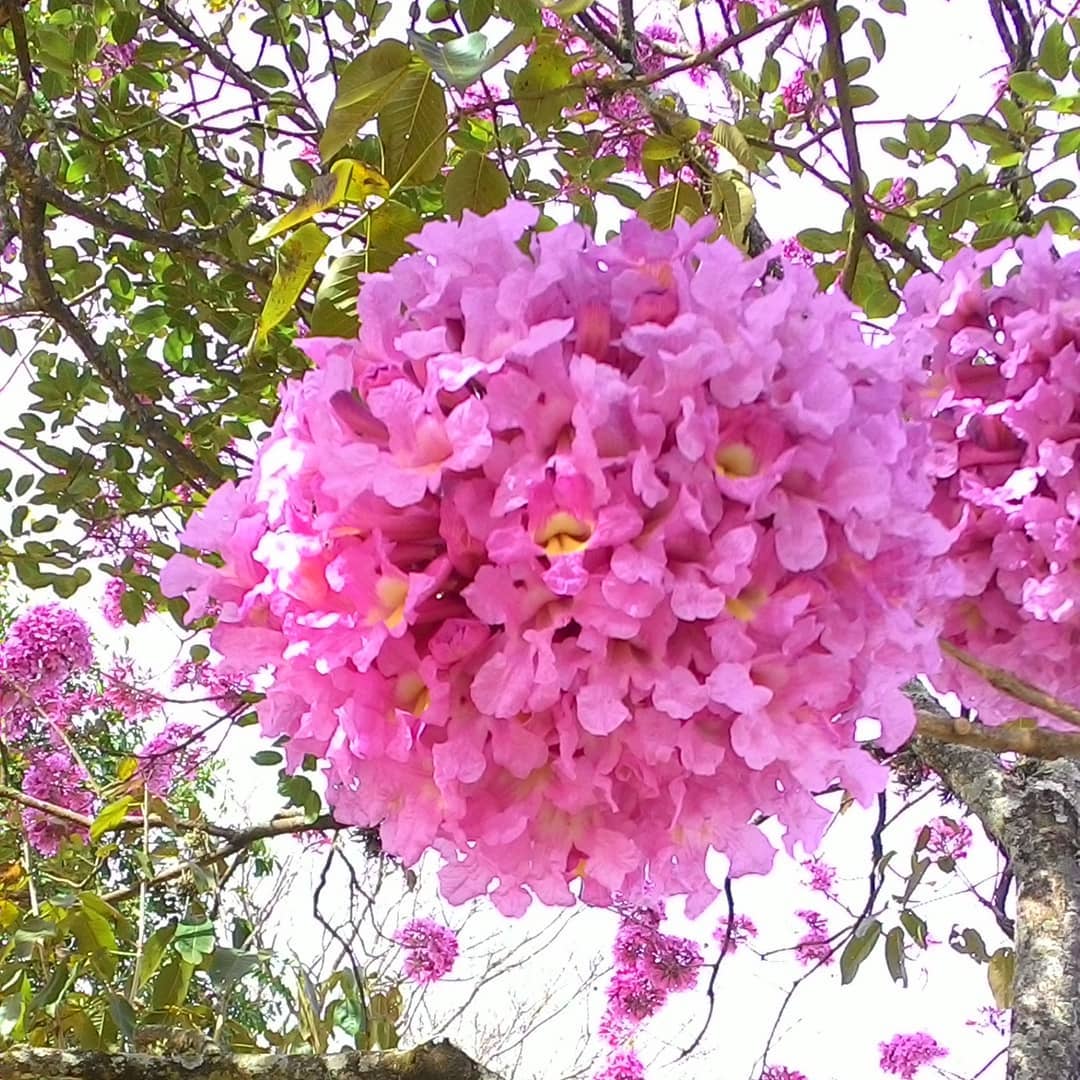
[915,710,1080,761]
[941,639,1080,730]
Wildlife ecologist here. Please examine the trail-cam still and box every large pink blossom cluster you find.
[896,231,1080,726]
[21,750,96,856]
[0,604,94,742]
[163,202,950,915]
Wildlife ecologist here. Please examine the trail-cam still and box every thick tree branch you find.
[915,711,1080,761]
[913,729,1080,1080]
[0,1040,502,1080]
[941,640,1080,730]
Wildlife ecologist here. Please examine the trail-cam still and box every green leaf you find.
[1010,70,1056,102]
[988,947,1015,1009]
[409,26,530,89]
[950,926,991,963]
[846,84,879,107]
[119,586,144,625]
[444,151,511,218]
[1054,126,1080,157]
[320,41,414,162]
[864,17,886,61]
[1039,21,1070,81]
[90,796,135,841]
[460,0,494,29]
[173,919,216,964]
[711,123,757,172]
[106,993,137,1041]
[137,922,178,989]
[252,65,290,88]
[637,181,705,230]
[207,946,263,987]
[642,134,682,161]
[253,223,329,348]
[251,161,389,244]
[760,56,780,93]
[713,173,755,247]
[1040,177,1076,202]
[879,0,905,12]
[151,959,193,1010]
[881,136,909,159]
[884,926,908,987]
[899,909,928,948]
[378,60,448,185]
[850,245,899,318]
[797,227,845,253]
[511,43,581,131]
[252,749,283,766]
[840,918,881,985]
[111,12,141,45]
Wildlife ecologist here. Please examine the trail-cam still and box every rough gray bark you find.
[914,731,1080,1080]
[0,1040,501,1080]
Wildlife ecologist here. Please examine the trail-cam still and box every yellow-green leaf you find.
[253,223,329,349]
[711,122,757,173]
[321,41,414,162]
[988,947,1015,1009]
[511,43,581,130]
[712,172,756,247]
[638,181,706,230]
[90,796,134,842]
[444,151,511,218]
[251,161,388,244]
[378,60,448,185]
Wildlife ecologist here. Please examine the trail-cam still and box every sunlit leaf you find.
[253,223,329,349]
[444,151,511,218]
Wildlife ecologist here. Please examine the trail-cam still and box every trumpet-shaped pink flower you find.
[164,202,947,914]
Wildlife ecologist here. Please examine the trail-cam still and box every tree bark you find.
[0,1040,501,1080]
[914,730,1080,1080]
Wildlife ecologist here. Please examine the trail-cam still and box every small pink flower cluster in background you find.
[171,659,251,711]
[780,238,814,268]
[714,912,757,956]
[781,68,814,116]
[163,200,952,916]
[594,1049,645,1080]
[879,1033,948,1079]
[897,230,1080,727]
[136,722,205,797]
[871,178,910,224]
[393,917,458,983]
[0,604,94,742]
[96,41,138,80]
[596,899,701,1079]
[922,815,973,861]
[802,855,837,897]
[90,485,156,628]
[794,910,833,966]
[21,750,96,856]
[761,1068,808,1080]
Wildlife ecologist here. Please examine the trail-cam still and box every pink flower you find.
[923,816,973,861]
[871,178,909,223]
[782,68,814,115]
[21,750,96,856]
[794,910,833,966]
[136,722,204,797]
[714,913,758,955]
[97,41,137,80]
[594,1049,646,1080]
[879,1033,948,1079]
[781,238,814,267]
[896,230,1080,728]
[2,238,18,263]
[1,605,94,741]
[164,202,948,915]
[394,917,458,983]
[762,1069,808,1080]
[802,856,837,896]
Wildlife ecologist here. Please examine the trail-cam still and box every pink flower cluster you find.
[761,1069,808,1080]
[163,201,949,915]
[594,1049,645,1080]
[137,722,205,797]
[714,912,757,955]
[596,899,700,1078]
[879,1033,948,1079]
[896,230,1080,726]
[921,815,973,861]
[393,917,458,983]
[0,605,94,742]
[21,750,96,857]
[782,68,814,116]
[794,910,833,966]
